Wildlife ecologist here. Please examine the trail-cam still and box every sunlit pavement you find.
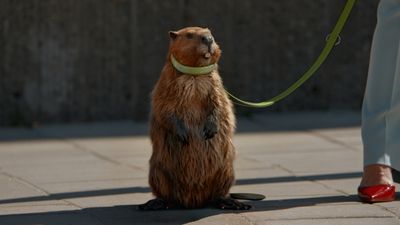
[1,111,399,225]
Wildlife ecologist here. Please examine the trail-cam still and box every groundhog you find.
[139,27,250,210]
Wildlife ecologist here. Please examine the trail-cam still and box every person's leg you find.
[386,25,400,173]
[361,0,400,186]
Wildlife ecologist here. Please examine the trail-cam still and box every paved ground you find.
[0,111,399,225]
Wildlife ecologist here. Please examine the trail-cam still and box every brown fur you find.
[147,27,236,209]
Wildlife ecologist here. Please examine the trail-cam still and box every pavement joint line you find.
[235,165,277,171]
[238,155,274,168]
[39,177,147,185]
[0,171,50,196]
[375,204,400,220]
[0,171,83,210]
[307,130,360,152]
[272,164,356,196]
[0,186,151,206]
[59,137,146,172]
[250,113,361,152]
[28,131,146,171]
[237,147,353,157]
[0,202,71,208]
[253,216,398,222]
[312,180,351,196]
[273,164,297,177]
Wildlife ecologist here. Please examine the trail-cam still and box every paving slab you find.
[185,214,253,225]
[0,174,44,201]
[243,150,362,175]
[3,159,147,184]
[0,112,399,225]
[234,132,346,154]
[242,203,395,221]
[0,211,104,225]
[39,178,149,193]
[255,218,400,225]
[0,202,79,217]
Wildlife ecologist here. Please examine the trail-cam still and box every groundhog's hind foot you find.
[215,197,252,210]
[138,198,170,210]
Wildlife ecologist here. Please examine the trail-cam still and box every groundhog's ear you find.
[169,31,178,40]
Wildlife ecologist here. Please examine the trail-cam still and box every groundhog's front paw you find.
[172,117,189,144]
[203,120,218,140]
[177,128,189,144]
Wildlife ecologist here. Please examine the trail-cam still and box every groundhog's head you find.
[168,27,221,68]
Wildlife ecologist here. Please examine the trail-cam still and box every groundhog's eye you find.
[186,33,194,39]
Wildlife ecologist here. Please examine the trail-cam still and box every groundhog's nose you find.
[201,35,213,46]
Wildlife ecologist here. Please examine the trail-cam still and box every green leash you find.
[226,0,357,108]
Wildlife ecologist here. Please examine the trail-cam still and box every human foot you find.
[359,164,394,187]
[358,164,396,203]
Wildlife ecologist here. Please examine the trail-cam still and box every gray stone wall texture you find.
[0,0,379,126]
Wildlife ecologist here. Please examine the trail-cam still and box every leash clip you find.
[325,34,341,46]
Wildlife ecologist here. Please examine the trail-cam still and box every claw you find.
[138,198,170,210]
[215,197,251,210]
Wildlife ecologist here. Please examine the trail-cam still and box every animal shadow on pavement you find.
[0,195,361,225]
[0,172,364,225]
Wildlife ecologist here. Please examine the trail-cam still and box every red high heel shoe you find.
[358,184,396,203]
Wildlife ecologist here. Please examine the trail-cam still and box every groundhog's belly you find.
[170,150,225,207]
[170,138,221,174]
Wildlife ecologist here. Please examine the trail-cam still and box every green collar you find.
[171,55,216,75]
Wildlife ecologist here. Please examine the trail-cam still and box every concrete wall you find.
[0,0,379,126]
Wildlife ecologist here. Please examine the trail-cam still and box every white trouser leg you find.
[362,0,400,170]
